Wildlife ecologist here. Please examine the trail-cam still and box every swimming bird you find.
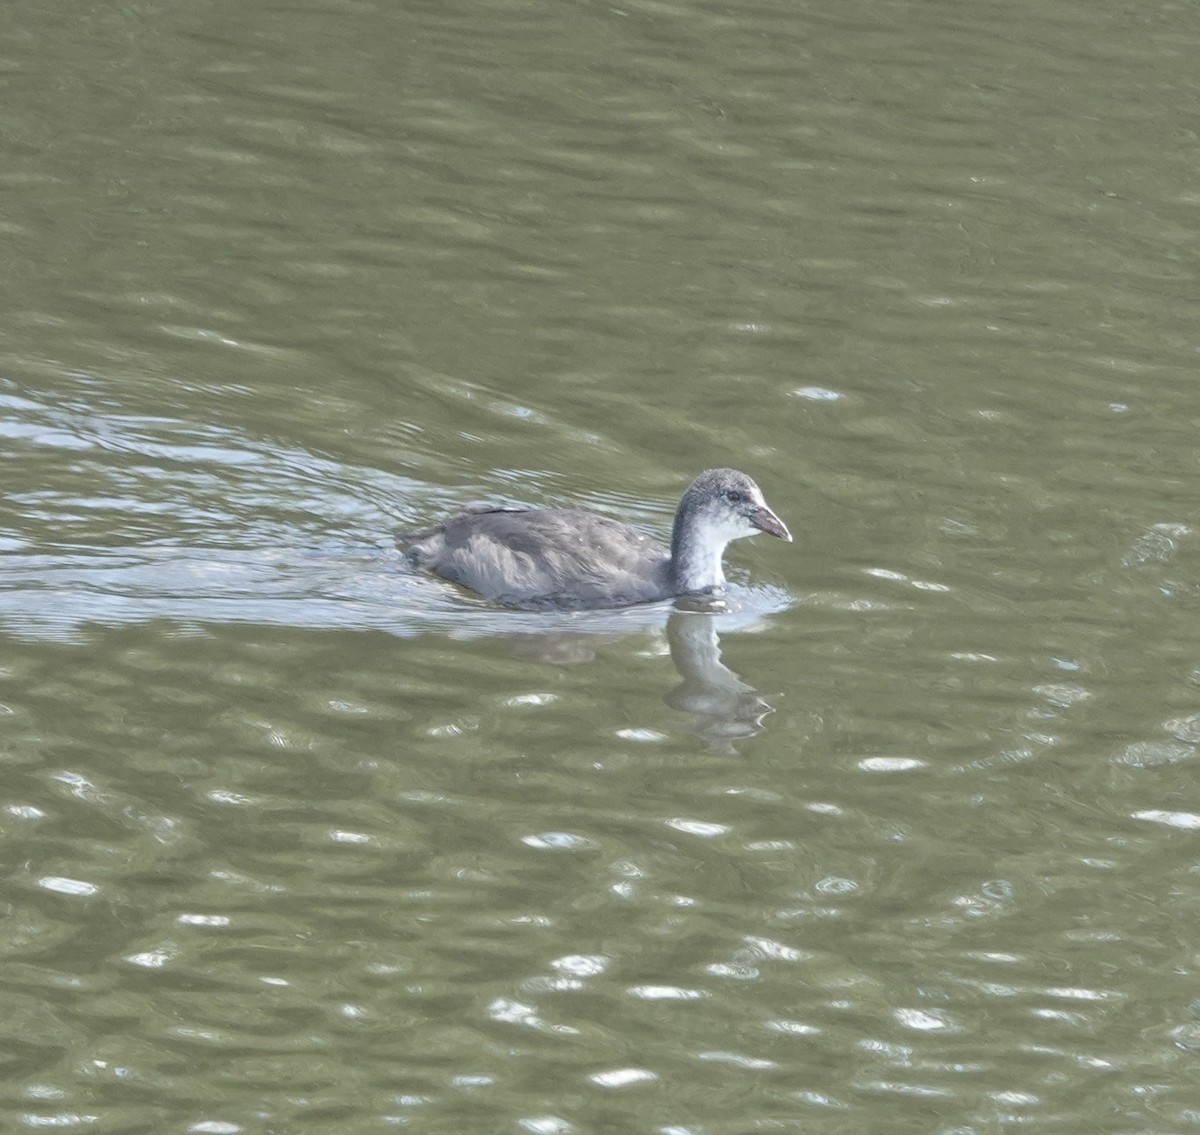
[399,468,790,610]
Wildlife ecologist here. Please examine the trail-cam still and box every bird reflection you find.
[503,605,773,748]
[663,609,773,748]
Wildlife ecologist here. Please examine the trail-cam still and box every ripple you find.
[858,756,927,772]
[329,830,376,845]
[517,1118,573,1135]
[176,914,230,927]
[615,728,667,742]
[1133,809,1200,830]
[125,945,180,969]
[696,1051,777,1070]
[766,1019,821,1036]
[20,1113,100,1128]
[1116,740,1195,768]
[894,1008,957,1032]
[1042,986,1124,1003]
[505,692,557,707]
[627,985,706,1002]
[521,832,593,850]
[550,954,608,978]
[1164,713,1200,743]
[588,1067,657,1088]
[664,818,730,837]
[1122,523,1190,567]
[487,998,580,1036]
[815,876,859,896]
[1034,683,1092,709]
[790,385,843,401]
[37,876,98,897]
[743,936,809,962]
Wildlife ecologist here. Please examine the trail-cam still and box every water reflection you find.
[1,378,789,748]
[0,538,783,746]
[664,609,773,748]
[423,589,784,750]
[504,607,774,746]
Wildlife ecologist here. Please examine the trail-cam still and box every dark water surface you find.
[3,0,1200,1131]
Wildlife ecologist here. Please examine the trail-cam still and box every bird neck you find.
[670,516,727,594]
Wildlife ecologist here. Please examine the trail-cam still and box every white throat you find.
[671,515,755,593]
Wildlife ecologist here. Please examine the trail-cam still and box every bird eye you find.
[724,489,745,504]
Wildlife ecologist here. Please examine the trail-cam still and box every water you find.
[3,0,1200,1131]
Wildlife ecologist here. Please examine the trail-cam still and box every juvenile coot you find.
[399,468,790,610]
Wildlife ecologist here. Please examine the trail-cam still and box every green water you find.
[3,0,1200,1131]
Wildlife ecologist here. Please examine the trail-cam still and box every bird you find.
[398,468,790,610]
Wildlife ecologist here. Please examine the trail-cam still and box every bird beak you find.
[751,505,791,542]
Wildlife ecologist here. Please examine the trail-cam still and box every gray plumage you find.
[399,468,790,610]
